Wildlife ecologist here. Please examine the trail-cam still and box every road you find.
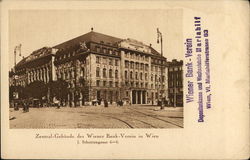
[9,105,183,129]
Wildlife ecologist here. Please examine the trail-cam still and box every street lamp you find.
[157,28,164,110]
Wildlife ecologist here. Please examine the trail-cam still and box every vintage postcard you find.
[1,0,249,159]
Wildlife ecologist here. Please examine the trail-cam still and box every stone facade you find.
[167,59,183,107]
[10,31,169,106]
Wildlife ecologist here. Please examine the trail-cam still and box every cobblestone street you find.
[9,105,183,129]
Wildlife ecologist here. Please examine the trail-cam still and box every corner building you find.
[13,31,168,106]
[53,31,168,106]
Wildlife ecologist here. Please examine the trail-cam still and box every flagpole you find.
[157,28,164,110]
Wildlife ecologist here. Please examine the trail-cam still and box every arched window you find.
[130,71,133,79]
[140,72,143,80]
[96,67,100,77]
[109,69,113,78]
[103,68,106,78]
[115,70,118,78]
[135,72,138,80]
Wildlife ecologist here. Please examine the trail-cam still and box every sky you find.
[9,9,183,69]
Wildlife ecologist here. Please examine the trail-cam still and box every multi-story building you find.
[10,47,57,87]
[10,30,168,106]
[167,59,183,107]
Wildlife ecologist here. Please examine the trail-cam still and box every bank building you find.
[10,29,168,106]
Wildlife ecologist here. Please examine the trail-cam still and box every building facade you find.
[10,30,168,106]
[167,59,183,107]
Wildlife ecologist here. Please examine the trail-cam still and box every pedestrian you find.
[23,100,26,112]
[26,100,30,112]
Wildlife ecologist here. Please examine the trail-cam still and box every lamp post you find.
[157,28,164,110]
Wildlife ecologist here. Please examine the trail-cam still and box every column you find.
[43,68,46,83]
[27,72,30,84]
[130,90,132,105]
[79,92,82,106]
[34,70,37,81]
[67,93,70,107]
[37,69,40,81]
[72,92,75,107]
[46,67,50,82]
[140,90,143,104]
[31,71,33,82]
[38,68,43,81]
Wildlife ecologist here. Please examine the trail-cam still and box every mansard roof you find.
[53,31,162,56]
[53,31,122,49]
[16,47,52,68]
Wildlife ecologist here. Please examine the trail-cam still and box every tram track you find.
[127,107,183,128]
[80,112,157,128]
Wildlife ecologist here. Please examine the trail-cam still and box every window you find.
[136,63,139,69]
[145,73,148,80]
[131,53,134,59]
[109,81,113,87]
[103,58,107,64]
[140,63,144,70]
[130,71,133,79]
[109,49,112,54]
[103,48,107,54]
[109,58,113,65]
[125,82,129,87]
[125,71,128,79]
[103,68,107,78]
[96,67,100,77]
[145,83,148,88]
[130,62,134,69]
[135,72,138,80]
[136,82,139,87]
[115,82,118,87]
[115,70,118,78]
[126,91,129,97]
[96,80,100,86]
[155,75,157,82]
[151,74,153,81]
[109,69,113,78]
[125,52,129,58]
[103,81,106,86]
[140,72,143,80]
[145,65,149,71]
[96,56,100,63]
[115,59,118,66]
[125,61,129,68]
[96,46,100,52]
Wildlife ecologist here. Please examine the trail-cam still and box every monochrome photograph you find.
[2,0,249,159]
[8,9,184,129]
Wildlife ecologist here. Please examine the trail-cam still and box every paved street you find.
[9,105,183,129]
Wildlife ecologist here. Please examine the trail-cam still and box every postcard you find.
[1,0,249,159]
